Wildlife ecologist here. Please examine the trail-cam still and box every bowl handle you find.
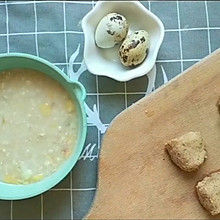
[72,82,86,102]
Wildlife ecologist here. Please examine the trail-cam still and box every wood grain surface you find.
[85,49,220,219]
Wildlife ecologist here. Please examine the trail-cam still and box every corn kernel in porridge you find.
[40,103,52,116]
[66,99,76,113]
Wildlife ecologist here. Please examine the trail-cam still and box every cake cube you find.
[165,132,207,172]
[196,171,220,215]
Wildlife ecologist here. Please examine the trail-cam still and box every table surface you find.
[0,1,220,219]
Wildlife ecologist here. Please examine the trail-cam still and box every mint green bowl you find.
[0,53,87,200]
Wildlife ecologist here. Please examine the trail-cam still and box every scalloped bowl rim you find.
[82,1,164,82]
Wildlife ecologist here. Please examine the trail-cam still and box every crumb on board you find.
[144,109,154,117]
[216,97,220,114]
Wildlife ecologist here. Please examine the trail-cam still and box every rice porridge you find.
[0,69,78,184]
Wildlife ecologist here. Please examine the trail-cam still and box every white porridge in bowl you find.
[0,68,79,184]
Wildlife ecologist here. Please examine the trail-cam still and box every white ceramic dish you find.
[82,1,164,82]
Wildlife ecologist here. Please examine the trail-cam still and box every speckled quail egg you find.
[119,30,150,67]
[95,13,129,49]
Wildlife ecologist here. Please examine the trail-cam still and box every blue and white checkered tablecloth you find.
[0,1,220,219]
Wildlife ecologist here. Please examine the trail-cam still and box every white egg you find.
[95,13,129,49]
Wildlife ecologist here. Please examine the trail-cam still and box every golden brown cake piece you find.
[196,171,220,215]
[165,132,207,172]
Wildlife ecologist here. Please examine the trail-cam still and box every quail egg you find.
[119,30,150,67]
[95,13,129,49]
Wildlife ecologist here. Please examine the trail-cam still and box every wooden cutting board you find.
[85,49,220,219]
